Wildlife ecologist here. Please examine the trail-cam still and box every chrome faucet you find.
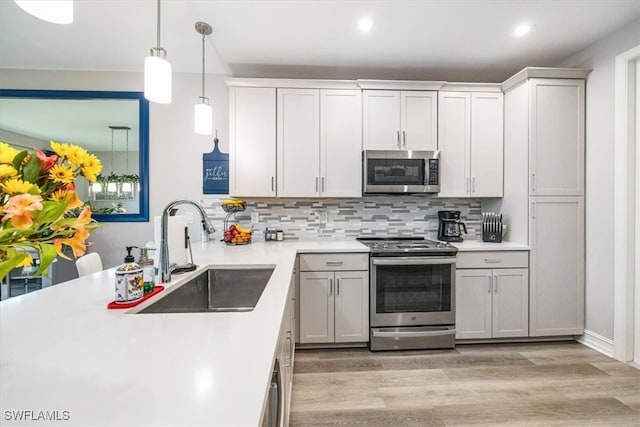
[160,199,216,283]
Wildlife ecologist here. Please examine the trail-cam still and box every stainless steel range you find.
[357,237,457,351]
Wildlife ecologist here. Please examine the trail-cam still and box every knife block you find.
[482,231,502,243]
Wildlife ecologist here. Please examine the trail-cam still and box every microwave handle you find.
[372,257,456,266]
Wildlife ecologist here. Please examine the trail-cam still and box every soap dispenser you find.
[114,246,144,303]
[138,247,155,294]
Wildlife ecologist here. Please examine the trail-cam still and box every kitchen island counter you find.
[0,240,368,427]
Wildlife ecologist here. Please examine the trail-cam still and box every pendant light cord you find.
[110,127,115,175]
[201,33,206,98]
[156,0,161,50]
[125,128,129,173]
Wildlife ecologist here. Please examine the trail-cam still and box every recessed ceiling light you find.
[358,18,374,33]
[513,23,534,37]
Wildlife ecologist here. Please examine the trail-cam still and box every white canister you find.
[115,265,144,303]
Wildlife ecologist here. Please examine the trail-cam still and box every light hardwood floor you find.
[290,341,640,426]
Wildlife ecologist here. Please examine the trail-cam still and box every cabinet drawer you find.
[299,253,368,271]
[456,251,528,269]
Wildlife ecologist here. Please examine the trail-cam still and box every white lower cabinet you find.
[529,196,584,336]
[265,274,295,427]
[455,251,529,340]
[298,253,369,344]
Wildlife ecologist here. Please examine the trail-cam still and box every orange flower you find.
[1,194,44,229]
[54,228,89,258]
[70,206,92,229]
[36,150,58,172]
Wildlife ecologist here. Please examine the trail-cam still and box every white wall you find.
[0,69,230,268]
[557,19,640,340]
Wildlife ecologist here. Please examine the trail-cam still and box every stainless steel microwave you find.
[363,150,440,194]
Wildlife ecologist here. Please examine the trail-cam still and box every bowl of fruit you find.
[223,224,252,245]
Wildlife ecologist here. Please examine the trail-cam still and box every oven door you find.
[370,256,455,327]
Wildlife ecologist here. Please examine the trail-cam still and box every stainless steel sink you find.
[137,266,275,313]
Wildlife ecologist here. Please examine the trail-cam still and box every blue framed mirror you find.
[0,89,149,222]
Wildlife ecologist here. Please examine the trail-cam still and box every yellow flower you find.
[51,189,83,212]
[1,194,44,229]
[49,164,75,184]
[0,142,20,164]
[65,145,89,167]
[81,154,102,182]
[16,253,33,268]
[0,164,18,180]
[1,178,40,195]
[50,141,70,158]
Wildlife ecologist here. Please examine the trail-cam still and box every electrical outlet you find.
[251,212,260,223]
[309,211,320,222]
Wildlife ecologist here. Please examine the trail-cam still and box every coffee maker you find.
[437,210,468,242]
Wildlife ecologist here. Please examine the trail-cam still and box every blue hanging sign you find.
[202,137,229,194]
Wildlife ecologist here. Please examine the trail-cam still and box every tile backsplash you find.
[202,196,482,241]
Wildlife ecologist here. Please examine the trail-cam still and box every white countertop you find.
[0,240,368,427]
[452,240,530,251]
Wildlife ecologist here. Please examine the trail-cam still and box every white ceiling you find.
[1,0,639,82]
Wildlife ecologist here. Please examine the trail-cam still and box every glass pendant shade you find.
[106,182,117,193]
[144,53,172,104]
[15,0,73,24]
[194,101,213,135]
[121,182,133,193]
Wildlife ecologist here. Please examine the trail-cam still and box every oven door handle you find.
[371,328,456,338]
[371,257,456,266]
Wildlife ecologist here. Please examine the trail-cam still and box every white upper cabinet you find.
[438,91,503,198]
[471,93,504,197]
[362,90,400,150]
[363,90,437,151]
[320,90,362,197]
[529,79,585,196]
[278,88,362,198]
[438,91,471,197]
[229,87,276,197]
[277,89,320,197]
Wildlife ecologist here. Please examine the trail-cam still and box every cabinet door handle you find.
[488,276,492,293]
[396,131,401,148]
[325,261,343,266]
[472,177,476,193]
[494,275,498,293]
[315,177,319,192]
[271,176,275,192]
[466,177,470,193]
[531,173,536,192]
[484,258,502,263]
[329,278,333,296]
[322,177,325,192]
[337,278,340,296]
[402,130,406,147]
[284,335,292,367]
[532,202,536,219]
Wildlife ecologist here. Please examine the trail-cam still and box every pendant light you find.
[194,21,213,135]
[144,0,171,104]
[14,0,73,24]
